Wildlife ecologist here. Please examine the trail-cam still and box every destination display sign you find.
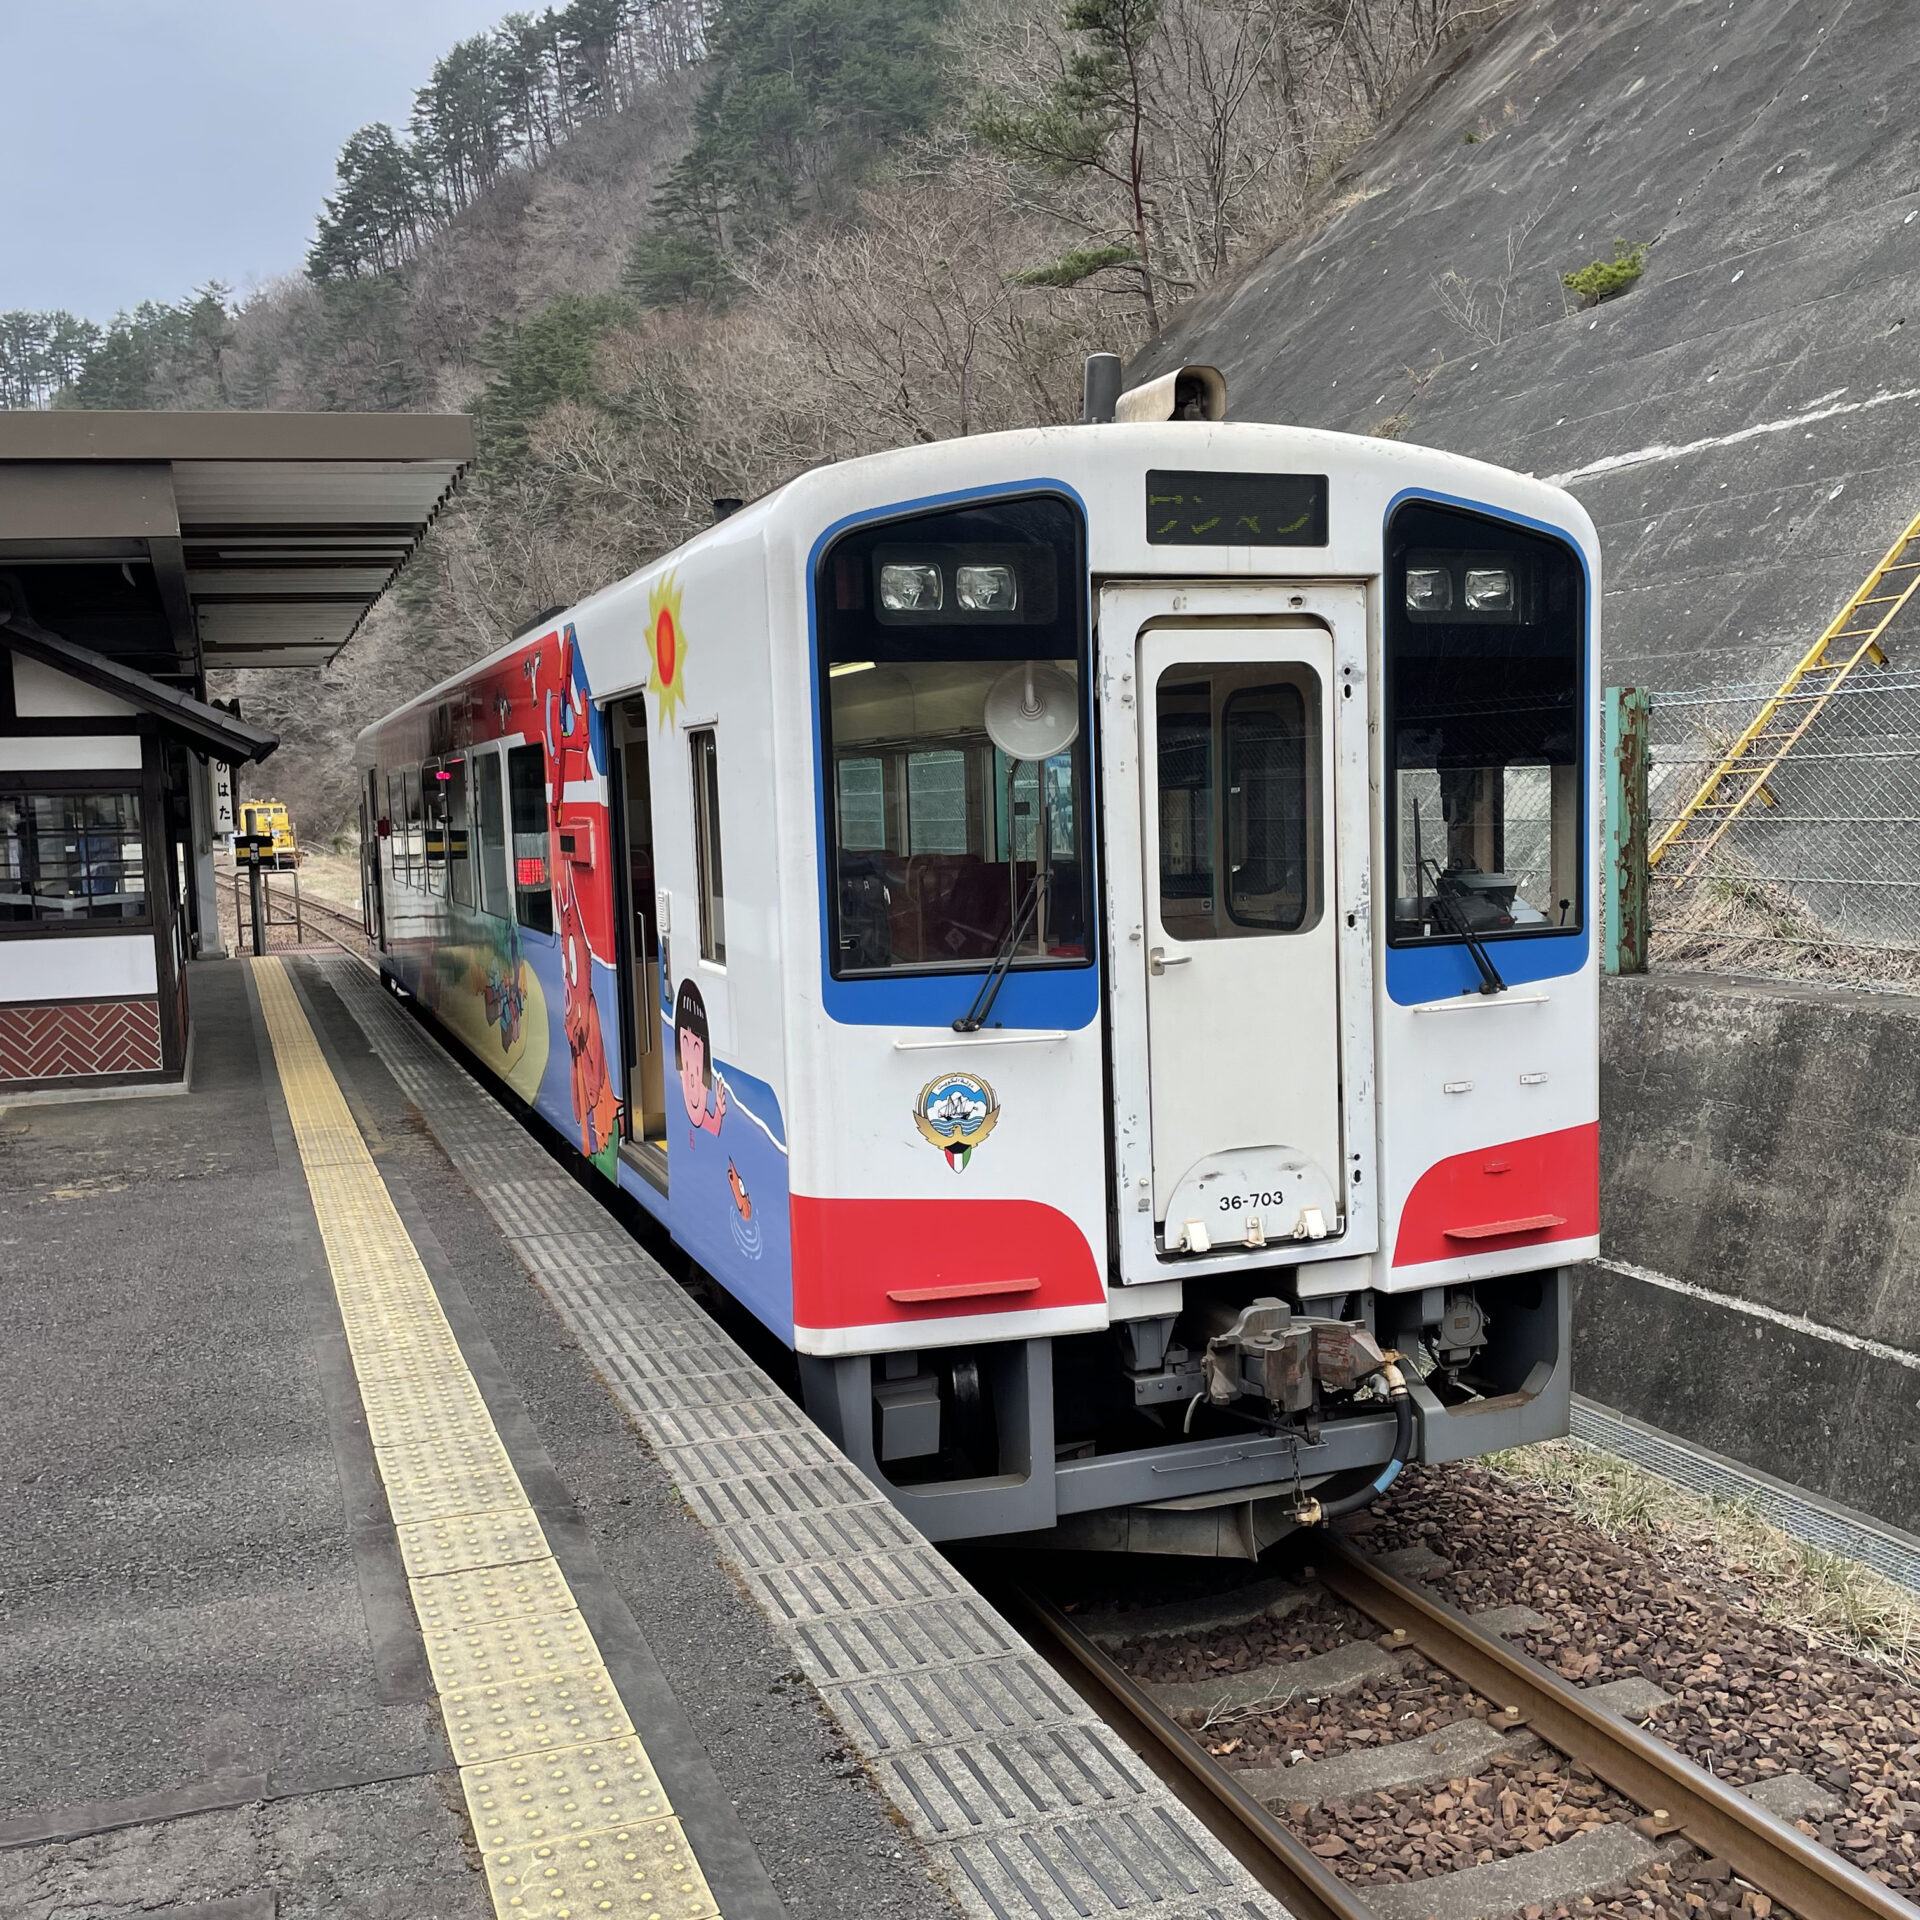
[1145,470,1328,547]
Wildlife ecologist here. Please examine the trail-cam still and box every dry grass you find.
[1650,853,1920,993]
[1484,1438,1920,1684]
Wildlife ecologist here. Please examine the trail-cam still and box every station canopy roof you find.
[0,411,473,679]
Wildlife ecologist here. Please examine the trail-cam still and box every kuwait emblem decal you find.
[914,1072,1000,1172]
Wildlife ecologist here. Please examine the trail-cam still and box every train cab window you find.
[474,750,510,917]
[507,743,554,934]
[403,768,424,883]
[1156,671,1319,939]
[690,728,726,965]
[445,756,474,907]
[818,493,1091,978]
[1386,501,1585,944]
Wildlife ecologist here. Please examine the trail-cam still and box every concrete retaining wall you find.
[1589,971,1920,1535]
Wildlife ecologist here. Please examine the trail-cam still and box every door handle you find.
[1148,947,1190,974]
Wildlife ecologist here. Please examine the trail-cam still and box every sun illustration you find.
[647,573,688,726]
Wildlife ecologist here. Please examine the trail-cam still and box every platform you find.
[0,953,1282,1920]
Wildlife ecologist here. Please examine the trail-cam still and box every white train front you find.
[358,397,1599,1555]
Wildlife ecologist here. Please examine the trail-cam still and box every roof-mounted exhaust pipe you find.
[1081,353,1124,423]
[1114,364,1227,424]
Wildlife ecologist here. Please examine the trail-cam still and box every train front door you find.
[1099,581,1375,1280]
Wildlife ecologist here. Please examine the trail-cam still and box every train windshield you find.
[1385,500,1585,946]
[818,494,1091,978]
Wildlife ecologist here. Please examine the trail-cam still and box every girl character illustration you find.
[674,977,727,1144]
[528,628,622,1166]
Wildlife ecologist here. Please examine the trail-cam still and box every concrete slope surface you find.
[1136,0,1920,694]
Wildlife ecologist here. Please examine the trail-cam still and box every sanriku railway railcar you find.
[356,370,1599,1555]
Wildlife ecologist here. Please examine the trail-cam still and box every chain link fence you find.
[1645,673,1920,990]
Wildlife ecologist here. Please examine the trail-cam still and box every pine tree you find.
[974,0,1165,327]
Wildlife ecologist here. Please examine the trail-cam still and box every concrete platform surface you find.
[0,954,1288,1920]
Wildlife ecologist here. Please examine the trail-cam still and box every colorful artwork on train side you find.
[419,909,549,1106]
[661,970,793,1333]
[527,624,623,1176]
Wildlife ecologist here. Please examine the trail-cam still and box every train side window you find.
[387,771,409,883]
[690,728,726,965]
[403,768,424,884]
[474,750,510,917]
[446,756,474,908]
[423,760,449,893]
[507,743,554,934]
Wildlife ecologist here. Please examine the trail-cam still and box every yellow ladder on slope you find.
[1649,506,1920,882]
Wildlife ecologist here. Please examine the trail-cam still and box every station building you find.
[0,412,470,1094]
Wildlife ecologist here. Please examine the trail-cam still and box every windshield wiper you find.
[1422,859,1507,995]
[954,881,1042,1032]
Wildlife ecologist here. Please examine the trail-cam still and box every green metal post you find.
[1604,686,1650,975]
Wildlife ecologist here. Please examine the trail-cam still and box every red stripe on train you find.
[790,1195,1104,1329]
[1391,1122,1599,1267]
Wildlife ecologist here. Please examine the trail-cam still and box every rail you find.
[1002,1538,1918,1920]
[228,864,370,956]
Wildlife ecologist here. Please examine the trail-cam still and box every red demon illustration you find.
[527,627,622,1165]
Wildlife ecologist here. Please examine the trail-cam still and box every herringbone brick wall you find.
[0,999,164,1082]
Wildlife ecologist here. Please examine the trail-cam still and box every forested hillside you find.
[2,0,1503,837]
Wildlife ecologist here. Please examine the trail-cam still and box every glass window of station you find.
[1385,500,1585,947]
[0,791,148,928]
[817,494,1091,978]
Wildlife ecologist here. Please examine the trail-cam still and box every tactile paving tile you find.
[938,1803,1259,1920]
[380,1454,530,1527]
[879,1725,1162,1841]
[395,1507,553,1579]
[463,1736,670,1850]
[411,1557,576,1632]
[420,1601,603,1693]
[482,1819,719,1920]
[362,1374,497,1447]
[374,1426,521,1485]
[441,1668,635,1765]
[821,1655,1097,1755]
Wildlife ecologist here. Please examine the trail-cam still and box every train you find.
[357,365,1598,1557]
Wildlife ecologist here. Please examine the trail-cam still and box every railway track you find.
[999,1540,1917,1920]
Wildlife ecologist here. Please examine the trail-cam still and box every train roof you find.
[355,420,1593,750]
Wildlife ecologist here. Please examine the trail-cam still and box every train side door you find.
[1101,584,1376,1283]
[361,771,385,948]
[609,697,669,1179]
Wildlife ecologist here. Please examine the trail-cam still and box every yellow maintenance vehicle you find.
[237,800,299,869]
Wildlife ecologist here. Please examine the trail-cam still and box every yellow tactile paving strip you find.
[253,959,721,1920]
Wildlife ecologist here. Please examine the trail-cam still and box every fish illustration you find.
[727,1159,752,1221]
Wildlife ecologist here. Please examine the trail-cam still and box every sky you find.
[2,1,513,323]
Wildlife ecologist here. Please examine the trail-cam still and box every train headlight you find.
[1464,566,1515,612]
[879,562,943,612]
[956,563,1017,613]
[1405,565,1452,612]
